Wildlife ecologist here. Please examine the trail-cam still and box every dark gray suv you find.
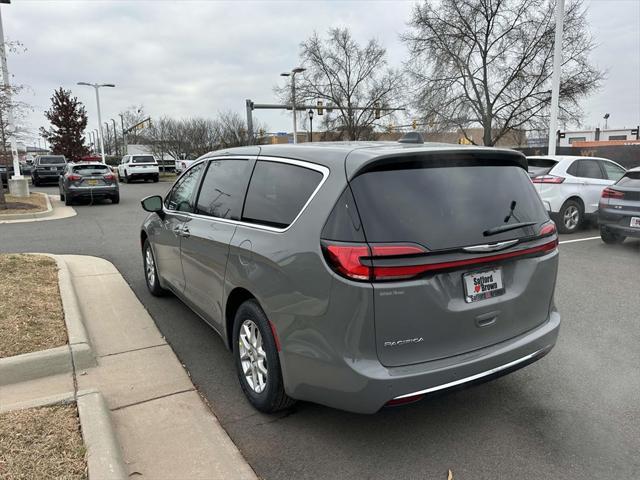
[140,142,561,414]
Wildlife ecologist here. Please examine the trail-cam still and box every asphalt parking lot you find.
[2,182,638,479]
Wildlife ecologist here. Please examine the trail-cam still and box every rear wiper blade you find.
[483,222,536,237]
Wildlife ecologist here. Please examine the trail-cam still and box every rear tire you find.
[143,240,168,296]
[233,300,295,413]
[124,171,129,183]
[32,177,39,187]
[64,194,72,206]
[111,193,120,204]
[600,226,625,244]
[59,189,65,201]
[153,174,159,183]
[557,199,583,234]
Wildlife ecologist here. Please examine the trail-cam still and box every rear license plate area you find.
[630,217,640,228]
[463,268,505,303]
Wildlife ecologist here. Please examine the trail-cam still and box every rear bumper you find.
[282,310,560,414]
[68,185,118,198]
[598,207,640,237]
[32,172,61,182]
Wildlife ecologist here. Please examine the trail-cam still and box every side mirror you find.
[141,195,164,214]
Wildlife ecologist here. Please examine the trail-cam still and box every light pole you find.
[281,67,306,144]
[119,113,127,155]
[104,122,111,155]
[77,82,115,163]
[603,113,610,130]
[547,0,565,156]
[111,118,118,156]
[308,109,314,142]
[0,2,24,191]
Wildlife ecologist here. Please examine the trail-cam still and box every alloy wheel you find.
[145,247,156,287]
[563,205,579,230]
[238,319,268,393]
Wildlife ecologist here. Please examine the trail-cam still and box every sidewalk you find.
[2,255,256,480]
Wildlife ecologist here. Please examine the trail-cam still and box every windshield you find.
[132,156,155,163]
[73,165,110,175]
[39,156,66,164]
[350,162,548,251]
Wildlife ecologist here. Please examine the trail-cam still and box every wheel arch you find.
[562,195,585,212]
[225,287,257,350]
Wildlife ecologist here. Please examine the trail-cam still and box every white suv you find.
[117,155,159,183]
[527,155,626,233]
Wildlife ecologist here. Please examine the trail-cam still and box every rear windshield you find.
[39,156,65,164]
[527,158,557,177]
[350,162,548,251]
[73,164,109,175]
[132,156,155,163]
[617,171,640,188]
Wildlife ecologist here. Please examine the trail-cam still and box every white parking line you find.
[559,236,600,245]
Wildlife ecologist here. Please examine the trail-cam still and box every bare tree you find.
[119,104,147,144]
[403,0,603,146]
[277,28,404,141]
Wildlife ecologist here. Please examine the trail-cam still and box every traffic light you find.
[317,100,323,116]
[412,119,417,130]
[374,103,380,120]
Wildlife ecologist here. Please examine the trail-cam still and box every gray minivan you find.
[140,142,561,414]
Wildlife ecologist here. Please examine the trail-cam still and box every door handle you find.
[177,226,190,238]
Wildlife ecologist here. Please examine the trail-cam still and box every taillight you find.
[532,175,565,184]
[538,221,556,237]
[323,236,558,282]
[601,187,624,199]
[103,173,115,180]
[67,174,81,181]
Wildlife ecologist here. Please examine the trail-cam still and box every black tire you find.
[556,199,583,234]
[117,171,122,182]
[124,171,129,183]
[59,188,65,201]
[111,193,120,204]
[142,239,168,296]
[600,225,625,244]
[232,300,295,413]
[32,177,39,187]
[64,194,72,206]
[153,174,159,183]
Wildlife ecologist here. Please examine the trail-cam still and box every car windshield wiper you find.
[483,221,537,237]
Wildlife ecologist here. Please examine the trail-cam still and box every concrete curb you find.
[0,389,128,480]
[77,390,129,480]
[0,254,96,386]
[0,192,53,220]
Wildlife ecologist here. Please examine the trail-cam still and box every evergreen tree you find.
[40,88,89,160]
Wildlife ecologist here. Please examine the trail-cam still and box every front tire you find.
[600,225,625,244]
[557,199,583,234]
[233,300,295,413]
[143,240,168,296]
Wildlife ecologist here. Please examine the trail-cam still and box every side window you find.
[165,163,204,212]
[195,159,250,219]
[600,161,625,181]
[242,161,323,228]
[575,159,604,179]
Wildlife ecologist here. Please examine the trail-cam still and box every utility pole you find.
[0,1,28,197]
[111,118,118,156]
[547,0,565,156]
[119,113,126,155]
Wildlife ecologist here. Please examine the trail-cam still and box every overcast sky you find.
[3,0,639,146]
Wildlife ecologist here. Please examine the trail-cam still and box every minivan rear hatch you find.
[347,152,558,367]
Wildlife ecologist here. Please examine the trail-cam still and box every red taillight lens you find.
[67,174,81,181]
[103,173,115,180]
[325,244,372,280]
[601,187,624,199]
[538,221,556,237]
[532,175,564,184]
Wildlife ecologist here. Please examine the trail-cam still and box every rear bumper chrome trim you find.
[393,348,546,400]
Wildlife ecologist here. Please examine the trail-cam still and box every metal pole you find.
[111,118,117,156]
[119,114,126,155]
[245,99,254,145]
[94,86,106,162]
[104,122,110,155]
[291,74,298,144]
[547,0,565,156]
[0,6,21,178]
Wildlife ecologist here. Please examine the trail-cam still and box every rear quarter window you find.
[617,171,640,188]
[242,161,323,228]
